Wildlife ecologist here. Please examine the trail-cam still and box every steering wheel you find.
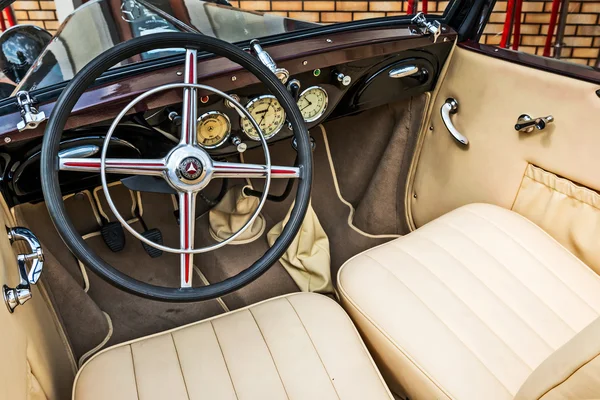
[40,33,312,302]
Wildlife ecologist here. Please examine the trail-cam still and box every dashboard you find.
[0,26,456,205]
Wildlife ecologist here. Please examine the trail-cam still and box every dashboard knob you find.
[333,71,351,87]
[287,79,301,101]
[231,136,247,153]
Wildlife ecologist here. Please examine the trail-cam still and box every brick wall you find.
[2,0,599,67]
[240,0,600,67]
[8,0,59,33]
[481,0,600,66]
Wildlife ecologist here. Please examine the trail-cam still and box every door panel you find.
[408,46,600,266]
[0,199,75,399]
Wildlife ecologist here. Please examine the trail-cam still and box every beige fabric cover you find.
[339,203,600,400]
[73,292,392,400]
[267,202,333,294]
[209,185,265,244]
[512,164,600,275]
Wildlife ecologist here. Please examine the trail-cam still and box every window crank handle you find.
[515,114,554,133]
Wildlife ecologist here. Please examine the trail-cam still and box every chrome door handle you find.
[389,65,419,79]
[3,227,44,313]
[440,98,468,146]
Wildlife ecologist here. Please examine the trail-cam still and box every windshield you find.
[12,0,317,93]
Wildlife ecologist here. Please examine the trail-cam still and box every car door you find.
[407,40,600,273]
[0,197,74,399]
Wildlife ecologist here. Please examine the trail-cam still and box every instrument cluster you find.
[193,83,329,151]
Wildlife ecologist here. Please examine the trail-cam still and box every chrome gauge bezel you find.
[240,94,286,141]
[196,111,231,149]
[298,86,329,123]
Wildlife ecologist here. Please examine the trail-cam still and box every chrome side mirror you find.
[3,227,44,313]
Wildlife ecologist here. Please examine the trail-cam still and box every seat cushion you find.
[73,292,392,400]
[338,203,600,400]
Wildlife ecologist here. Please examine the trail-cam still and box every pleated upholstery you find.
[339,203,600,400]
[73,293,392,400]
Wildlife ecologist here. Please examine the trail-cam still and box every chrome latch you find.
[515,114,554,133]
[411,12,442,43]
[250,39,289,84]
[3,227,44,313]
[16,91,46,132]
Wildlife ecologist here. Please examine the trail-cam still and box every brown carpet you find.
[324,96,426,235]
[11,98,423,361]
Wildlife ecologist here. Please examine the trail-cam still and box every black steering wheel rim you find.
[40,33,313,302]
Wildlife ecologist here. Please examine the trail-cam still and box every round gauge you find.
[297,86,328,123]
[196,111,231,148]
[240,95,286,141]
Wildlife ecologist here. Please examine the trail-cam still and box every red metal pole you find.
[422,0,428,14]
[512,0,523,50]
[406,0,415,14]
[0,9,6,31]
[543,0,561,57]
[4,7,16,27]
[500,0,515,48]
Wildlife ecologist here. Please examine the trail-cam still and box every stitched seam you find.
[527,165,600,211]
[129,345,140,400]
[392,239,534,375]
[170,334,190,400]
[247,308,291,400]
[209,321,239,400]
[363,253,513,397]
[285,297,342,400]
[441,219,576,335]
[337,271,452,399]
[464,208,599,316]
[510,163,530,210]
[414,232,554,351]
[537,353,600,398]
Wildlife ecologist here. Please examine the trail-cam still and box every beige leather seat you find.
[339,203,600,400]
[73,292,393,400]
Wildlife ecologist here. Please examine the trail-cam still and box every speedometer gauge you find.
[197,111,230,148]
[297,86,328,122]
[241,95,286,141]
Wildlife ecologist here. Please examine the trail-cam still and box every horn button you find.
[165,146,213,191]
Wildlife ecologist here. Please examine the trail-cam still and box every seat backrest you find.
[0,198,75,400]
[515,317,600,400]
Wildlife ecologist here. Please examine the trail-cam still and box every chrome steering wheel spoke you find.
[59,157,167,176]
[180,49,198,146]
[179,191,196,288]
[213,162,299,179]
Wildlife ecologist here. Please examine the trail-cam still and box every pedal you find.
[101,221,126,252]
[140,228,163,258]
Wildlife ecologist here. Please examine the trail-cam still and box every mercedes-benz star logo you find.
[178,157,203,181]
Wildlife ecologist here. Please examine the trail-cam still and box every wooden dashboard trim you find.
[0,27,456,145]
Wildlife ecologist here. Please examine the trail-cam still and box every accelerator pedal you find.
[140,228,163,258]
[101,221,126,252]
